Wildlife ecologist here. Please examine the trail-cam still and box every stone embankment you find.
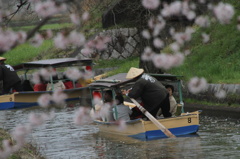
[182,83,240,119]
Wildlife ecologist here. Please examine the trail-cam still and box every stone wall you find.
[79,28,141,60]
[181,83,240,105]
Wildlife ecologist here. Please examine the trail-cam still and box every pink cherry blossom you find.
[46,29,53,39]
[74,107,92,125]
[153,38,164,48]
[172,27,195,46]
[2,140,13,155]
[170,42,180,52]
[142,29,151,39]
[52,89,68,105]
[98,103,110,119]
[64,67,82,81]
[80,46,93,56]
[54,30,86,49]
[30,33,44,47]
[39,67,57,81]
[0,29,19,51]
[83,70,94,79]
[29,113,46,126]
[195,16,210,27]
[161,1,196,21]
[148,16,165,36]
[161,1,182,17]
[213,2,234,24]
[142,0,160,10]
[70,13,80,25]
[184,49,191,56]
[93,96,102,105]
[116,119,127,131]
[188,77,208,94]
[16,31,27,44]
[38,94,52,107]
[31,72,41,84]
[35,1,67,18]
[54,32,69,49]
[11,124,32,146]
[29,112,54,127]
[141,46,155,61]
[152,53,184,70]
[198,0,206,3]
[87,35,111,51]
[82,11,90,21]
[215,89,226,99]
[68,30,86,47]
[202,33,210,43]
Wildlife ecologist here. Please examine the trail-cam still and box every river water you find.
[0,104,239,159]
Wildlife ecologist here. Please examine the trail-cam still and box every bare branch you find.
[26,16,51,40]
[4,0,29,24]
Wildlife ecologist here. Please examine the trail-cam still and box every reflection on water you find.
[0,105,239,159]
[93,132,203,159]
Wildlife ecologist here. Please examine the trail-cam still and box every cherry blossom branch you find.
[3,0,30,25]
[26,16,51,41]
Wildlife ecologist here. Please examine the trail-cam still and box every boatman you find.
[122,67,172,118]
[0,57,23,94]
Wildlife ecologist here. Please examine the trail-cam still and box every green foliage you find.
[184,98,239,107]
[94,57,139,76]
[167,1,240,84]
[3,40,54,66]
[13,23,73,32]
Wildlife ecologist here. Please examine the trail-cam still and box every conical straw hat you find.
[126,67,144,79]
[0,57,6,61]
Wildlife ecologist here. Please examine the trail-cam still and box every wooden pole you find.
[130,98,176,138]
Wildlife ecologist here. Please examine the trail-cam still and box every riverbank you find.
[0,128,45,159]
[184,103,240,119]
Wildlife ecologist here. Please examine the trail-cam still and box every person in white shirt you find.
[157,85,177,117]
[113,93,132,121]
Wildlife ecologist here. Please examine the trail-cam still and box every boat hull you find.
[0,87,90,110]
[94,111,201,140]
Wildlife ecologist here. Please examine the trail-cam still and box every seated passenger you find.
[157,85,177,117]
[61,75,74,89]
[113,93,132,121]
[46,76,65,91]
[63,80,74,89]
[0,57,23,94]
[33,83,47,91]
[22,80,34,91]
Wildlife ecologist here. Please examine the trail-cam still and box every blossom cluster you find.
[0,111,54,158]
[34,0,67,18]
[0,0,238,158]
[0,29,26,52]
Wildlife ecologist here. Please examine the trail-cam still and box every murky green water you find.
[0,105,239,159]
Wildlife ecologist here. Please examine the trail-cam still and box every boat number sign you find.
[188,118,192,123]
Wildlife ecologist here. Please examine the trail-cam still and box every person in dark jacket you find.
[0,57,23,94]
[122,67,172,118]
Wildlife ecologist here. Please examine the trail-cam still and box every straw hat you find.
[126,67,144,79]
[0,57,6,61]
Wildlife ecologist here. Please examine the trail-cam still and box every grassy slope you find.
[3,40,54,66]
[168,1,240,84]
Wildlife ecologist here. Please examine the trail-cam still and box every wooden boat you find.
[0,58,93,110]
[89,73,201,140]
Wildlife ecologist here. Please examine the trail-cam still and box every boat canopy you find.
[13,58,93,71]
[89,73,136,88]
[89,73,183,88]
[89,73,185,113]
